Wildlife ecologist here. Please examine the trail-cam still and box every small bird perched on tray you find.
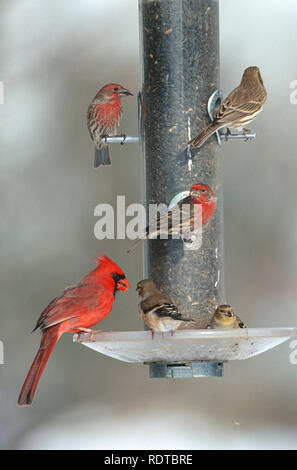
[208,305,246,330]
[136,279,195,338]
[188,66,267,148]
[87,83,133,168]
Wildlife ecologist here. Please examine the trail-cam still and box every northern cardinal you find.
[18,254,130,406]
[136,280,194,337]
[208,305,246,329]
[188,66,267,148]
[87,83,133,168]
[128,183,217,251]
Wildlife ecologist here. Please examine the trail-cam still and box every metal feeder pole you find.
[139,0,225,378]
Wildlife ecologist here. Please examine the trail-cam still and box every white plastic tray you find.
[73,328,297,363]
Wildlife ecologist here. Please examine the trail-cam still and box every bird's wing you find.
[215,90,264,124]
[150,302,182,320]
[87,104,108,141]
[151,303,194,322]
[236,315,247,328]
[33,283,111,331]
[145,195,194,239]
[87,104,96,140]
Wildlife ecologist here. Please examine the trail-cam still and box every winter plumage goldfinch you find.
[136,280,195,337]
[208,304,246,330]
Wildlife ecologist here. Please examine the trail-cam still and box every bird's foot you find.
[76,328,93,343]
[120,134,126,146]
[222,128,231,141]
[76,328,102,342]
[101,134,109,144]
[151,329,155,340]
[89,329,103,342]
[242,128,252,142]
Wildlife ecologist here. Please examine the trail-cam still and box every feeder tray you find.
[74,328,297,365]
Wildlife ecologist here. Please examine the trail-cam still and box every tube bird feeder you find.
[140,0,222,324]
[140,0,223,377]
[74,0,297,378]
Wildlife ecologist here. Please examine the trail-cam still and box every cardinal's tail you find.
[18,328,62,406]
[94,145,111,168]
[187,122,224,149]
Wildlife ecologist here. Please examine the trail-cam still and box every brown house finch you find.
[18,255,130,405]
[136,279,194,337]
[128,183,217,251]
[87,83,133,168]
[208,305,246,330]
[188,66,267,148]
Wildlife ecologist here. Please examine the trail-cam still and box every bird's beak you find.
[118,278,131,292]
[119,88,133,97]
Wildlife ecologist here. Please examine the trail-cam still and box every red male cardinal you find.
[87,83,133,168]
[128,183,217,251]
[18,254,130,406]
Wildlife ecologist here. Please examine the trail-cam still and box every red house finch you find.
[208,305,246,329]
[188,66,267,148]
[128,183,217,251]
[136,280,194,337]
[18,254,130,406]
[87,83,133,168]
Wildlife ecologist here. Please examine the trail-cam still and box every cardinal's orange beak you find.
[118,278,131,292]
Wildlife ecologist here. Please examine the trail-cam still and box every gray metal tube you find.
[139,0,224,376]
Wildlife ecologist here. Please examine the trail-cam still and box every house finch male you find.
[128,183,217,251]
[18,254,130,406]
[87,83,133,168]
[188,66,267,148]
[136,280,195,337]
[208,305,246,330]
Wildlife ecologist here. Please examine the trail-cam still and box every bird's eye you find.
[113,87,119,91]
[112,272,125,283]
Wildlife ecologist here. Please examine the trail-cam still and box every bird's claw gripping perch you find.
[76,328,103,343]
[222,128,231,142]
[89,329,103,342]
[243,128,252,142]
[120,134,127,146]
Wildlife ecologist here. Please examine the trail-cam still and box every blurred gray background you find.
[1,0,297,450]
